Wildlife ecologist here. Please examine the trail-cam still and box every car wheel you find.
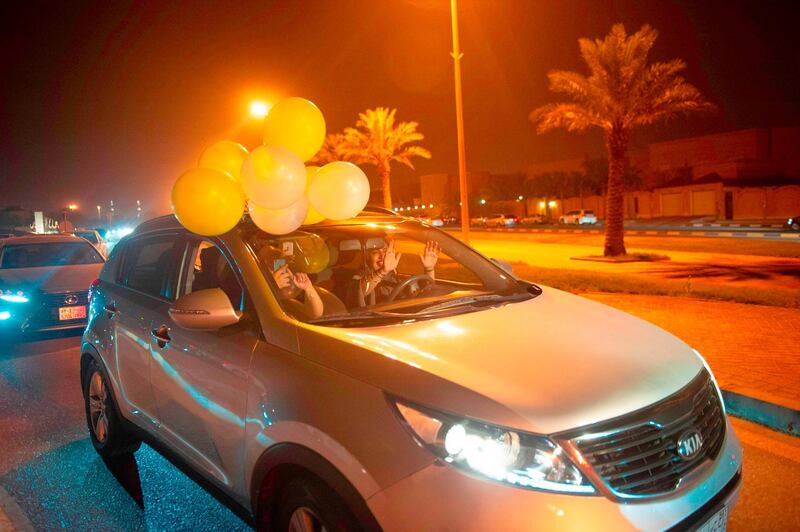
[83,358,141,458]
[792,222,799,231]
[273,475,362,532]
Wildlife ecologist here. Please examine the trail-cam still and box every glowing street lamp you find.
[249,100,271,120]
[68,204,78,211]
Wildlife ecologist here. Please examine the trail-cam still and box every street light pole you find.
[450,0,470,244]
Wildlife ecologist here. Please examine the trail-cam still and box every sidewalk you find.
[583,293,800,412]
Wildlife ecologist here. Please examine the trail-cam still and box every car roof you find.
[0,234,88,246]
[133,206,406,237]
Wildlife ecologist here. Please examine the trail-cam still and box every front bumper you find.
[367,420,742,531]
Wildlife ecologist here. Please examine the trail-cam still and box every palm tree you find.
[338,107,431,209]
[530,24,715,256]
[310,133,351,165]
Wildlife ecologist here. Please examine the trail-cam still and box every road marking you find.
[780,233,800,239]
[666,231,680,236]
[645,231,658,235]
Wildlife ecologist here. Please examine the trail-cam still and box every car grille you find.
[26,290,89,328]
[566,370,725,497]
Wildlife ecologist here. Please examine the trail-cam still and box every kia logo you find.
[64,294,79,305]
[677,429,703,461]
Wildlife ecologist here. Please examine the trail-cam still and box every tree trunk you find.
[380,163,392,210]
[604,127,628,256]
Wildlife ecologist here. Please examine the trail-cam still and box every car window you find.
[0,242,103,269]
[121,236,181,300]
[181,240,244,311]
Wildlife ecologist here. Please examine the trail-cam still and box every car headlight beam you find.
[393,400,596,494]
[0,290,29,303]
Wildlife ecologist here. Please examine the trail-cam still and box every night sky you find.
[2,0,799,216]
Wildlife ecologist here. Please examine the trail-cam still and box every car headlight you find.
[392,399,596,494]
[0,289,29,303]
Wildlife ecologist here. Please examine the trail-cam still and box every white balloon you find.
[240,145,306,209]
[308,162,370,220]
[248,196,308,235]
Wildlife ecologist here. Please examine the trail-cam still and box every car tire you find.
[792,222,799,231]
[273,474,362,532]
[83,358,141,459]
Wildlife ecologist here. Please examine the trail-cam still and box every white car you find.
[81,210,741,531]
[559,209,598,225]
[71,229,110,257]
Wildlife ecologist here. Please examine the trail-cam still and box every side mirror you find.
[491,258,514,275]
[169,288,242,330]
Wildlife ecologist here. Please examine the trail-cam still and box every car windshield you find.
[243,218,538,326]
[0,242,104,269]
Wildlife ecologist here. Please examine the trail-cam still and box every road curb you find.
[722,389,800,437]
[0,484,34,532]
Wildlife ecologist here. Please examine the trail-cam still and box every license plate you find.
[697,505,728,532]
[58,306,86,321]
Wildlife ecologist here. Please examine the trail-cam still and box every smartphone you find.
[273,258,286,271]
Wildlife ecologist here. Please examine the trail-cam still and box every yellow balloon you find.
[308,162,370,220]
[241,145,306,209]
[172,168,244,236]
[248,196,308,235]
[262,97,326,161]
[303,166,325,224]
[198,141,248,181]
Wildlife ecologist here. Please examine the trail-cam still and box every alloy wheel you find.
[88,371,109,442]
[288,507,326,532]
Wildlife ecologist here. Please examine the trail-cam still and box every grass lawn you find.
[512,263,800,308]
[480,232,800,258]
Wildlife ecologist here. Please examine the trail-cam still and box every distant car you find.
[470,215,488,226]
[485,213,519,228]
[522,214,548,225]
[0,234,104,335]
[788,216,800,232]
[559,209,598,225]
[71,229,109,257]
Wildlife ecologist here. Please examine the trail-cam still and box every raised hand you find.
[381,240,401,273]
[272,264,293,290]
[293,272,312,292]
[420,240,440,271]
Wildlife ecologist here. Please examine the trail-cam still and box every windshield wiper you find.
[308,309,415,325]
[419,292,530,313]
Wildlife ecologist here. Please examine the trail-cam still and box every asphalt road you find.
[1,333,799,531]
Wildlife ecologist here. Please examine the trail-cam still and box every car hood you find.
[304,287,704,435]
[0,264,101,293]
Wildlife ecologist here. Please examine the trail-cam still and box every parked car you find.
[559,209,598,225]
[80,210,741,531]
[787,215,800,231]
[0,234,104,335]
[71,228,110,257]
[522,214,549,225]
[485,213,519,228]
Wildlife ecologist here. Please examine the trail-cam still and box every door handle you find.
[104,303,117,318]
[150,325,171,349]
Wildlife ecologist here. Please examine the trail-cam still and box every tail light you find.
[88,278,101,304]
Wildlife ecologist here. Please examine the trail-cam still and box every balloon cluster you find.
[171,97,371,236]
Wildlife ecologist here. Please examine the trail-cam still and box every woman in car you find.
[347,237,440,307]
[258,245,324,319]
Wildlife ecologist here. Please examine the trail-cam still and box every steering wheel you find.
[387,274,434,302]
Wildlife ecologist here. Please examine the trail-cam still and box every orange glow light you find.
[249,100,271,119]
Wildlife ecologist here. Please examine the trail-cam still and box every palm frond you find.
[530,103,610,133]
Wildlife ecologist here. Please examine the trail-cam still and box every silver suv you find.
[81,210,741,531]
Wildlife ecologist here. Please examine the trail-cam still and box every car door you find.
[108,233,183,431]
[148,237,258,489]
